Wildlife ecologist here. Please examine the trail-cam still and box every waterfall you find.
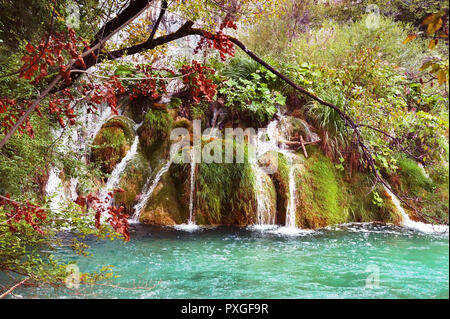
[45,103,112,212]
[383,185,449,235]
[285,163,297,228]
[97,136,139,214]
[251,115,303,231]
[188,148,196,225]
[251,119,280,227]
[131,160,173,222]
[253,164,276,226]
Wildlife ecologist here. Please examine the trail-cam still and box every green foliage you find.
[372,191,384,207]
[397,156,433,195]
[396,111,448,164]
[392,155,449,223]
[0,193,125,290]
[0,114,52,197]
[218,63,285,126]
[314,0,448,26]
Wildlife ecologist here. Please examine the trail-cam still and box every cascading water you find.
[188,148,196,225]
[97,136,139,215]
[45,167,65,213]
[251,115,304,233]
[285,160,297,228]
[131,160,173,222]
[253,165,276,226]
[174,147,200,231]
[45,102,112,212]
[250,119,279,228]
[384,185,449,235]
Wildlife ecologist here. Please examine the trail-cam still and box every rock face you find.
[92,116,134,174]
[114,152,151,215]
[169,140,258,226]
[99,99,445,229]
[139,172,186,225]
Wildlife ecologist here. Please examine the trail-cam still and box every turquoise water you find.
[11,223,450,298]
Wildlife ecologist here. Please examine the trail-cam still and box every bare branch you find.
[0,278,29,299]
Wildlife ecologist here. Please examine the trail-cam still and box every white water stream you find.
[188,148,196,224]
[252,116,302,232]
[96,136,139,217]
[131,160,173,222]
[384,185,449,235]
[45,103,113,212]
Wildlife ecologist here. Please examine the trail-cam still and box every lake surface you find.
[11,223,450,299]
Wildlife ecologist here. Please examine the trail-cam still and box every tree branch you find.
[148,0,168,43]
[0,278,29,299]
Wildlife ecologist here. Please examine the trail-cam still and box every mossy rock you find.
[265,151,290,225]
[91,116,134,174]
[138,108,173,160]
[125,94,155,123]
[293,145,402,227]
[114,152,151,215]
[173,117,192,130]
[343,173,402,225]
[278,116,319,143]
[139,171,186,225]
[169,159,191,218]
[294,148,349,228]
[395,156,433,195]
[389,155,449,224]
[169,139,257,225]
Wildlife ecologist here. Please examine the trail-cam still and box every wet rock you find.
[278,116,320,143]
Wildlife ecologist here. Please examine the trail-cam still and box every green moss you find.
[170,139,257,225]
[91,116,134,174]
[291,145,402,227]
[396,156,433,195]
[392,155,449,224]
[295,150,348,228]
[173,118,191,130]
[343,173,402,224]
[138,108,173,159]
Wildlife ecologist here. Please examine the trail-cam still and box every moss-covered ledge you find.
[91,116,135,174]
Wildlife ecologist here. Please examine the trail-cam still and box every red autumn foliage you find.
[0,194,47,234]
[0,98,37,138]
[194,19,237,61]
[19,27,89,86]
[84,76,125,115]
[1,23,231,242]
[129,65,175,100]
[75,188,129,241]
[180,60,217,103]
